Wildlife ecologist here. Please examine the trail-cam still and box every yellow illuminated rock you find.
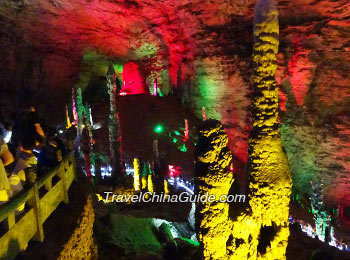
[164,179,170,195]
[194,120,233,260]
[133,158,140,191]
[194,1,292,259]
[147,174,154,193]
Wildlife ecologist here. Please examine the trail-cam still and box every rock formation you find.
[194,120,233,260]
[194,1,291,259]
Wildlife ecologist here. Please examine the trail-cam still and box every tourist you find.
[12,136,38,182]
[11,103,45,149]
[0,136,13,205]
[37,135,63,176]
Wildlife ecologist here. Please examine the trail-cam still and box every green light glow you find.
[174,131,180,136]
[173,138,177,143]
[180,144,187,152]
[154,125,164,133]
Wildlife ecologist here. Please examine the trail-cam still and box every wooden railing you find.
[0,151,76,260]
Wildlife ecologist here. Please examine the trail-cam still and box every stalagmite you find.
[72,88,78,126]
[153,78,158,96]
[164,180,169,195]
[133,158,140,191]
[76,87,84,131]
[194,1,292,259]
[106,63,123,180]
[194,120,233,260]
[184,119,189,140]
[142,176,147,190]
[247,0,292,258]
[66,105,72,129]
[202,107,207,121]
[147,174,154,193]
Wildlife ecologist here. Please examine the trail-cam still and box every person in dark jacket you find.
[11,104,45,149]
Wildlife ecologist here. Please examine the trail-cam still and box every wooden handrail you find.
[0,188,34,223]
[37,152,74,189]
[0,151,76,260]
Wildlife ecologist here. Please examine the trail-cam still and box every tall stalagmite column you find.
[106,63,123,181]
[248,0,292,258]
[194,2,292,259]
[194,120,233,260]
[76,87,84,133]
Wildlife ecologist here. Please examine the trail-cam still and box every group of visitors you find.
[0,104,66,212]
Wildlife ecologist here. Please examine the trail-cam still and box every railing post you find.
[27,182,44,242]
[44,178,52,191]
[7,212,15,229]
[58,163,69,204]
[71,153,78,182]
[25,166,37,185]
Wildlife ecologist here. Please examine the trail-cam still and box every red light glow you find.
[121,62,149,95]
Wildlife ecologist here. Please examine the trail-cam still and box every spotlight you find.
[154,124,164,133]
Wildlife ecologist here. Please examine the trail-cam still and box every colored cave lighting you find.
[168,165,181,177]
[153,78,158,96]
[66,105,72,129]
[167,177,194,194]
[118,91,127,96]
[72,88,78,125]
[180,144,187,152]
[174,130,180,136]
[154,124,164,133]
[289,217,350,251]
[229,164,234,172]
[101,165,112,179]
[90,164,95,177]
[133,158,140,191]
[125,165,135,175]
[184,119,189,141]
[202,107,207,121]
[172,138,177,143]
[121,62,149,95]
[89,106,93,126]
[177,180,194,195]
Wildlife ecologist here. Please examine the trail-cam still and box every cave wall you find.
[0,0,349,207]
